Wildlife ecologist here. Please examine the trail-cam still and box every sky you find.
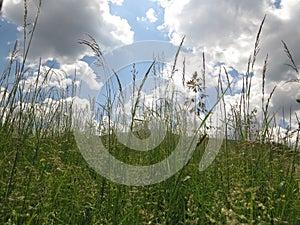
[1,0,300,139]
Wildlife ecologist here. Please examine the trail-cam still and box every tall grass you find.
[0,3,299,224]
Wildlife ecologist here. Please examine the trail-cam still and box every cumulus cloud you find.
[137,8,158,23]
[2,0,134,64]
[156,0,300,130]
[61,60,102,90]
[158,0,268,68]
[108,0,124,6]
[146,8,158,23]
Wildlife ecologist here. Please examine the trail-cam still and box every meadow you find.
[0,3,300,224]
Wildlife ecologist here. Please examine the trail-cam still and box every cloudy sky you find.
[1,0,300,137]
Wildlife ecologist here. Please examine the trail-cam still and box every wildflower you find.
[39,158,46,163]
[281,194,286,199]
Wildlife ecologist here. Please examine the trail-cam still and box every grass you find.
[0,3,299,224]
[0,133,299,224]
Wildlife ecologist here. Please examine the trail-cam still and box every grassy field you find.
[0,131,299,224]
[0,3,300,224]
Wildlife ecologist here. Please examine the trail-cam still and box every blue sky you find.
[0,17,19,70]
[108,0,169,41]
[1,0,300,131]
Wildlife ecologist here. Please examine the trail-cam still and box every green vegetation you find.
[1,133,299,224]
[0,2,299,224]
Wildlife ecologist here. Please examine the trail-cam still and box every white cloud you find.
[0,87,9,105]
[137,8,158,23]
[146,8,158,23]
[61,61,102,90]
[151,0,172,8]
[157,0,300,134]
[19,66,73,91]
[136,16,146,22]
[109,0,124,6]
[2,0,134,64]
[1,0,133,109]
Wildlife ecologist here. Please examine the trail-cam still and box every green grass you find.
[0,133,299,224]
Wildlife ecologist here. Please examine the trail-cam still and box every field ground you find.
[1,132,299,224]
